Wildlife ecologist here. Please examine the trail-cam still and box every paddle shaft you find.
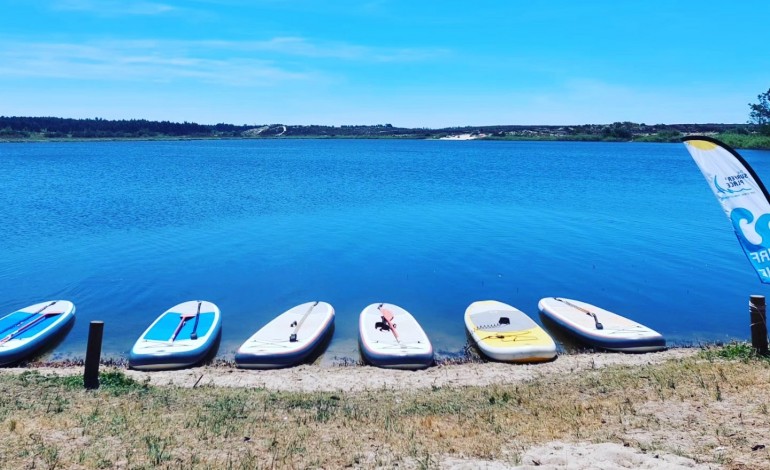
[189,302,202,340]
[169,312,197,342]
[555,298,603,330]
[0,301,57,337]
[0,307,63,344]
[290,301,318,342]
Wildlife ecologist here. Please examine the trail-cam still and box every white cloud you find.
[52,0,176,15]
[190,37,448,62]
[0,36,447,87]
[0,41,316,86]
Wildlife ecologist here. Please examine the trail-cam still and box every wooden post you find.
[750,295,768,356]
[84,321,104,389]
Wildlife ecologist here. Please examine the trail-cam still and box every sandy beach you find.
[1,348,695,392]
[127,349,693,391]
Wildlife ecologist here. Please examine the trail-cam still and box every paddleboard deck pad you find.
[538,297,665,352]
[129,300,221,370]
[465,300,556,362]
[0,300,76,366]
[235,301,335,369]
[359,303,433,370]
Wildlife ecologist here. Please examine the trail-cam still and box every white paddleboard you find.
[538,297,665,352]
[358,303,433,369]
[235,301,335,369]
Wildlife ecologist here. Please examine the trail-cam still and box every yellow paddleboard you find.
[465,300,556,363]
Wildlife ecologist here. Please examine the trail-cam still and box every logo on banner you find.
[713,172,754,200]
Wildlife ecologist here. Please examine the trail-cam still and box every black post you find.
[84,321,104,389]
[750,295,768,356]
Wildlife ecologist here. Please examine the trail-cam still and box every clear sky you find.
[1,0,768,127]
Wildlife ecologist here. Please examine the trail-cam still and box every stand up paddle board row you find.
[0,297,665,369]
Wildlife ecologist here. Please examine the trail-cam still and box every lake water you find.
[1,139,769,363]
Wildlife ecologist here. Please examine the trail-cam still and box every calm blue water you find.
[1,139,769,362]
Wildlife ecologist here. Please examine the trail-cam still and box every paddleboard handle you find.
[499,317,510,325]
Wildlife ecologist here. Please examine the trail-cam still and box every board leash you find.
[555,298,603,330]
[478,331,539,342]
[290,301,318,342]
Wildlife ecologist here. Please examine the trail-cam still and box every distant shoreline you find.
[2,116,769,149]
[2,133,769,149]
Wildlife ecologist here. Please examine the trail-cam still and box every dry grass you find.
[1,353,769,469]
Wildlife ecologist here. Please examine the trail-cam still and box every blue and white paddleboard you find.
[538,297,666,353]
[129,300,221,370]
[359,303,434,370]
[0,300,76,366]
[235,301,335,369]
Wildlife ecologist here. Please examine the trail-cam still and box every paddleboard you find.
[0,300,75,366]
[538,297,665,352]
[358,303,433,369]
[235,301,335,369]
[129,300,221,370]
[465,300,556,362]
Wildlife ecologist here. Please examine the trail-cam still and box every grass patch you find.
[13,370,147,395]
[700,341,770,362]
[1,358,769,468]
[715,132,770,150]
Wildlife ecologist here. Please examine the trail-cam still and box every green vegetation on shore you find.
[3,116,770,149]
[0,346,768,469]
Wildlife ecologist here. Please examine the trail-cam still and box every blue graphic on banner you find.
[730,207,770,281]
[714,175,752,195]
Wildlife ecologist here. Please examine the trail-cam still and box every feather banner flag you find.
[683,136,770,283]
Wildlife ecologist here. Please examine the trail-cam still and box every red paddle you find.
[0,301,57,337]
[377,304,400,341]
[0,309,64,344]
[169,311,198,342]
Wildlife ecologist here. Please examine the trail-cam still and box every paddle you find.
[189,301,202,340]
[289,301,318,342]
[0,303,64,344]
[377,304,400,342]
[555,298,603,330]
[0,301,58,337]
[169,309,199,343]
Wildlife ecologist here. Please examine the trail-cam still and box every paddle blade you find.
[378,307,400,340]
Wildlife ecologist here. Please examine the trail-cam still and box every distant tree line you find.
[0,115,758,142]
[0,116,238,138]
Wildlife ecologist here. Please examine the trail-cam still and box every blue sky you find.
[1,0,768,127]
